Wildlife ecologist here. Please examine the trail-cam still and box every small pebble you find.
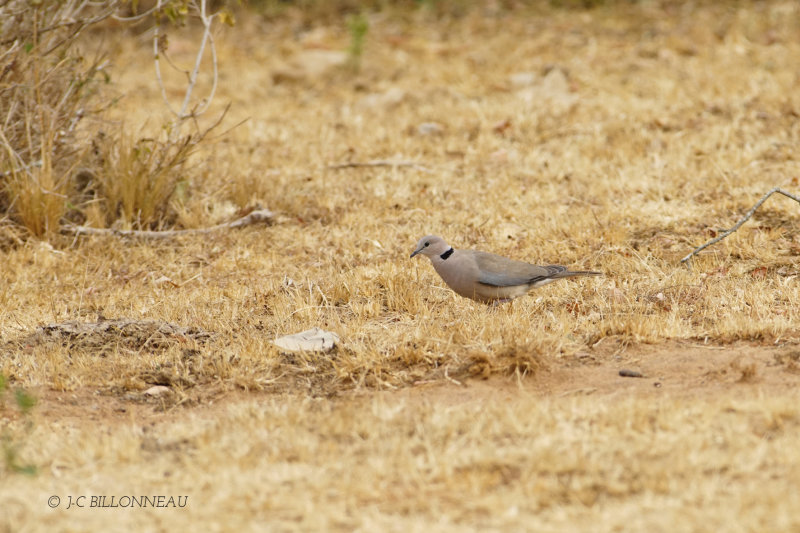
[143,385,171,397]
[417,122,444,136]
[619,369,643,378]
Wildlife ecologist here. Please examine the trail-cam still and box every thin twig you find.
[111,1,162,22]
[327,159,432,172]
[178,0,213,120]
[62,208,274,240]
[0,2,119,48]
[152,0,219,131]
[681,187,800,265]
[444,367,463,387]
[40,5,118,56]
[194,30,218,117]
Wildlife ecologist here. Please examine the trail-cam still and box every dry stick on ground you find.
[257,160,432,178]
[681,187,800,265]
[62,208,273,240]
[327,160,432,172]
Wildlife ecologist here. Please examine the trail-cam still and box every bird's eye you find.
[424,242,429,247]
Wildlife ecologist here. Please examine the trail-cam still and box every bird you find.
[410,235,601,304]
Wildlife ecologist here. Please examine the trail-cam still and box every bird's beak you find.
[410,247,423,258]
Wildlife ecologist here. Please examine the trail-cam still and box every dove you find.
[410,235,601,303]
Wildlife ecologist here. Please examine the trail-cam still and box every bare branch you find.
[151,0,221,136]
[0,2,119,48]
[680,187,800,266]
[327,160,432,172]
[62,208,274,240]
[178,0,213,119]
[192,29,217,116]
[40,4,119,56]
[111,0,163,22]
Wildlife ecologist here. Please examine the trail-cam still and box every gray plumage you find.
[410,235,601,304]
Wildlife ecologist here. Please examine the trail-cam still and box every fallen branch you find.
[62,208,273,239]
[327,159,431,172]
[681,187,800,265]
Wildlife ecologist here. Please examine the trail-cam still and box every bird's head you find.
[410,235,450,258]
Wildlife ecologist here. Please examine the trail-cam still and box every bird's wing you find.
[471,251,566,287]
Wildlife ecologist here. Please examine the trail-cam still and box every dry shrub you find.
[3,165,68,238]
[0,2,112,236]
[91,131,197,229]
[0,1,222,237]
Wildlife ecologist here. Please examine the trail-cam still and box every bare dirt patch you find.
[374,341,800,408]
[22,340,800,427]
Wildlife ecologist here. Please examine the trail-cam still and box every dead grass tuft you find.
[490,342,550,378]
[90,132,196,229]
[734,359,759,383]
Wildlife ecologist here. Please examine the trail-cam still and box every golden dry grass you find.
[5,385,800,531]
[2,1,800,531]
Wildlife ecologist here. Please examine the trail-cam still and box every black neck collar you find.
[440,247,454,260]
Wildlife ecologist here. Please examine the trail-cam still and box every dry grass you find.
[4,388,800,531]
[2,1,800,530]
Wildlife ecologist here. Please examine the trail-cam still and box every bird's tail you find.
[556,270,603,278]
